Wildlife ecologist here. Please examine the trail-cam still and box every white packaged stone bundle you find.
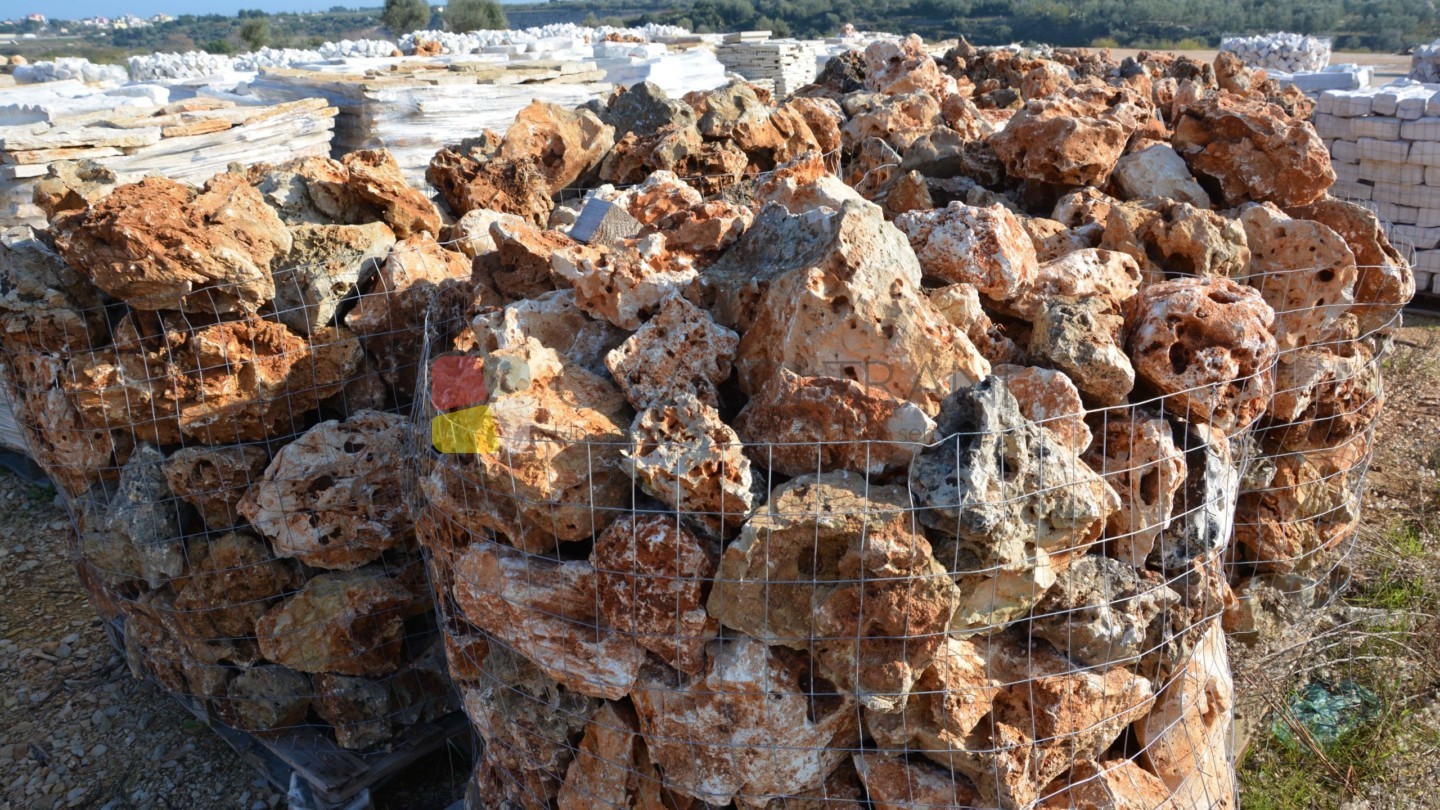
[12,57,129,86]
[1220,32,1331,73]
[1408,39,1440,83]
[0,150,467,763]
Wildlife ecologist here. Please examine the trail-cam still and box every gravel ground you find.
[0,472,467,810]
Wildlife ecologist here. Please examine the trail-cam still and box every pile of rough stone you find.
[0,148,464,749]
[12,57,129,86]
[410,34,1410,810]
[1220,32,1331,73]
[1313,80,1440,294]
[1409,39,1440,82]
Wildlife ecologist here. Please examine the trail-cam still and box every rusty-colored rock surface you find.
[894,202,1038,300]
[341,149,441,237]
[256,569,419,676]
[1083,409,1187,566]
[1238,203,1358,352]
[162,445,269,530]
[1135,623,1236,809]
[1100,200,1250,284]
[1288,197,1414,335]
[624,394,754,538]
[171,532,301,666]
[500,101,615,194]
[1172,94,1334,208]
[991,363,1092,455]
[427,148,554,225]
[605,294,738,410]
[0,226,105,354]
[990,94,1140,186]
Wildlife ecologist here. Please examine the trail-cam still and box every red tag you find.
[431,355,488,411]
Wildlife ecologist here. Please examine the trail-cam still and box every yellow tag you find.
[431,405,499,454]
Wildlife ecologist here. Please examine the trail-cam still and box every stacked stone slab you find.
[402,38,1418,810]
[716,32,823,98]
[1313,81,1440,293]
[0,148,461,751]
[1220,32,1331,73]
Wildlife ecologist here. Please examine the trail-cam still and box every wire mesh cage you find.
[0,154,467,758]
[407,207,1271,808]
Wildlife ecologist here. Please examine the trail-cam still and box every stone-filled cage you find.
[0,158,469,764]
[409,281,1271,810]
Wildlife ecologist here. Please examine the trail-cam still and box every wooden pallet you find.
[101,616,472,810]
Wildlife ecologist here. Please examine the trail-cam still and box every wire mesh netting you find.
[0,157,469,753]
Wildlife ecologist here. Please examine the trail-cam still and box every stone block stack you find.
[0,148,463,751]
[1313,81,1440,293]
[404,37,1413,810]
[716,32,822,98]
[1409,39,1440,82]
[1220,32,1331,73]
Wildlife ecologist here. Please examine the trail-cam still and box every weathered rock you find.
[556,702,645,810]
[732,98,841,169]
[852,754,986,810]
[605,294,738,410]
[894,202,1038,300]
[1172,94,1333,208]
[119,594,205,698]
[1029,295,1135,406]
[1156,423,1241,572]
[990,364,1091,455]
[703,200,988,415]
[910,377,1119,634]
[1028,554,1181,668]
[733,368,935,476]
[1136,623,1235,809]
[427,148,554,225]
[990,95,1138,186]
[1234,434,1368,573]
[32,159,116,222]
[1000,248,1142,322]
[1082,410,1187,566]
[425,339,631,553]
[471,289,625,378]
[162,446,269,531]
[500,101,614,194]
[53,174,289,314]
[0,226,105,354]
[313,673,394,749]
[688,81,768,139]
[239,411,411,569]
[1100,200,1250,284]
[861,635,1000,756]
[1022,216,1103,262]
[1037,759,1174,809]
[591,515,718,676]
[928,283,1024,365]
[550,232,697,331]
[1111,143,1210,208]
[1124,277,1278,435]
[709,472,961,713]
[171,532,299,667]
[841,91,944,153]
[1,350,114,498]
[341,149,441,238]
[605,81,697,138]
[1267,342,1381,452]
[864,35,958,98]
[624,394,754,538]
[452,540,644,699]
[1238,203,1358,351]
[270,222,395,335]
[631,638,860,806]
[253,155,364,226]
[1288,197,1414,335]
[216,666,312,734]
[652,199,753,261]
[256,569,419,676]
[77,444,185,587]
[448,207,521,258]
[1053,186,1118,228]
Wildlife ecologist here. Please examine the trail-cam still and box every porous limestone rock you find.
[1288,197,1413,336]
[0,226,105,354]
[1233,435,1368,574]
[216,666,312,734]
[270,222,396,335]
[852,753,986,810]
[989,94,1139,186]
[239,411,412,570]
[862,635,1000,757]
[732,368,936,477]
[604,294,738,411]
[170,532,300,667]
[53,174,290,315]
[470,289,625,378]
[910,378,1120,633]
[427,148,554,225]
[256,568,419,676]
[1172,94,1333,208]
[424,339,631,553]
[1023,216,1103,262]
[1000,248,1142,322]
[451,540,644,699]
[556,702,645,810]
[928,282,1024,366]
[708,472,961,713]
[313,673,395,749]
[1124,277,1278,435]
[1100,200,1250,284]
[1267,342,1381,452]
[863,35,958,99]
[1237,203,1358,352]
[893,202,1038,300]
[604,81,697,138]
[2,350,114,498]
[162,445,269,530]
[448,207,521,258]
[840,91,944,153]
[500,101,615,195]
[700,200,988,416]
[1028,554,1181,668]
[1135,623,1235,809]
[1082,410,1187,566]
[990,364,1091,455]
[623,394,754,538]
[77,444,186,587]
[1156,423,1241,572]
[1037,759,1174,809]
[341,149,441,238]
[630,638,860,806]
[1111,143,1210,208]
[549,232,698,331]
[1028,295,1135,406]
[590,514,718,676]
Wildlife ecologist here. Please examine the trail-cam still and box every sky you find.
[16,0,529,22]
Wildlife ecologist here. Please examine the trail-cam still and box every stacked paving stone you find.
[1313,81,1440,292]
[1220,32,1331,73]
[716,32,823,97]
